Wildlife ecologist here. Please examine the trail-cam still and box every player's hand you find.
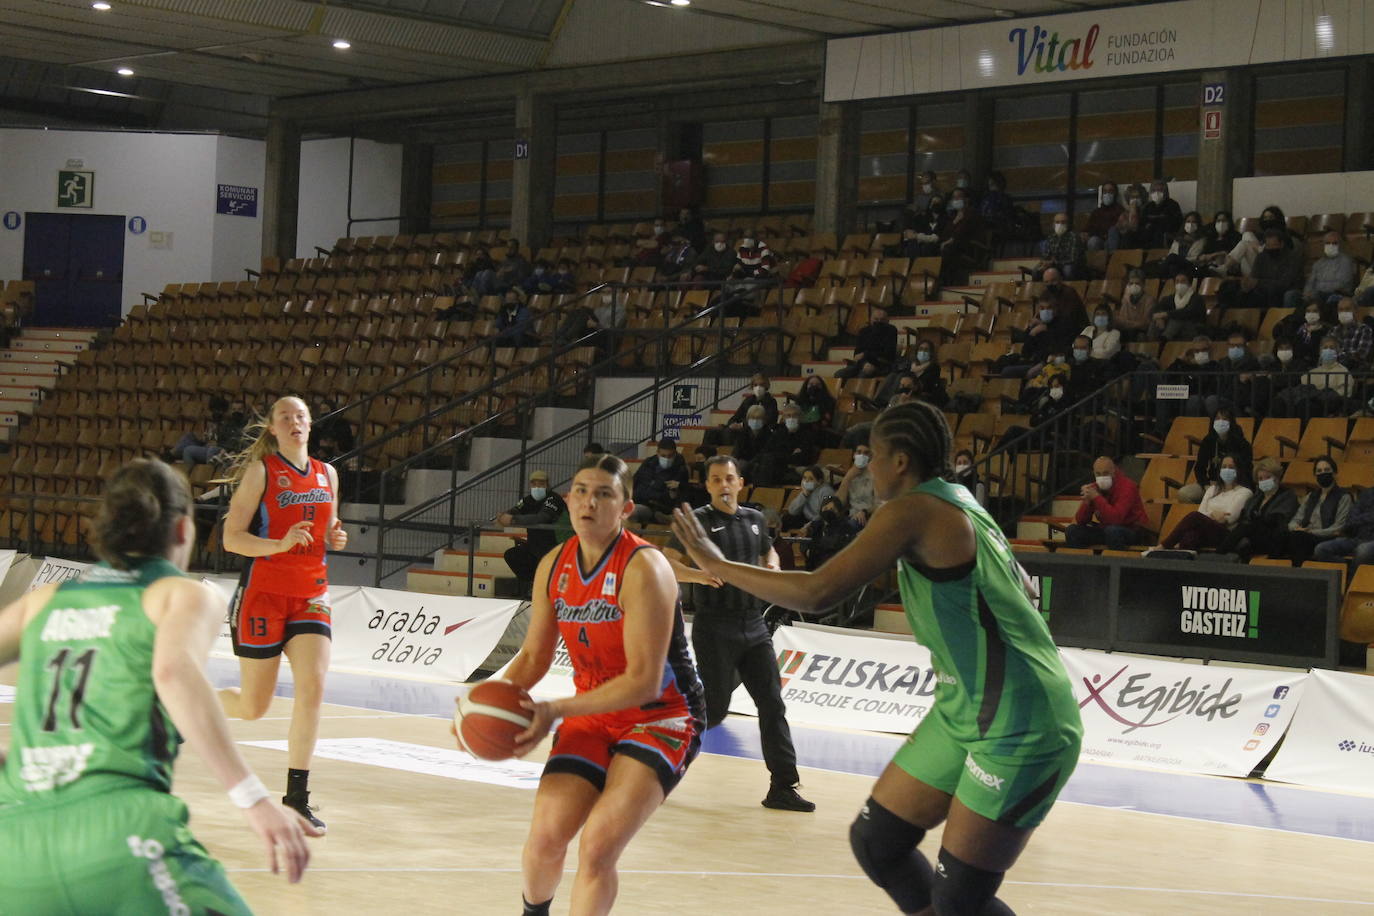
[277,520,314,553]
[497,513,514,527]
[326,518,347,551]
[242,798,322,883]
[670,503,727,576]
[513,699,558,757]
[686,566,723,587]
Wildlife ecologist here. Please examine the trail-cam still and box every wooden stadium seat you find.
[1340,564,1374,643]
[1251,418,1301,462]
[1294,417,1349,462]
[1138,457,1191,502]
[1140,416,1209,458]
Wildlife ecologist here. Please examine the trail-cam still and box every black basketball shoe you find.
[283,792,327,832]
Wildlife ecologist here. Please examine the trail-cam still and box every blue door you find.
[23,213,125,327]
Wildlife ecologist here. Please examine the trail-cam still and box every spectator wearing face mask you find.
[691,231,737,283]
[493,240,531,293]
[949,449,986,505]
[1281,456,1351,565]
[677,207,707,251]
[1151,272,1206,341]
[794,375,836,430]
[1297,232,1358,309]
[1000,295,1076,380]
[1040,266,1087,328]
[1032,374,1072,424]
[1177,407,1252,503]
[1036,211,1086,279]
[1213,331,1261,416]
[903,196,947,258]
[1154,336,1216,436]
[522,259,559,296]
[904,340,948,407]
[1244,229,1304,310]
[938,188,987,284]
[979,171,1015,231]
[1296,335,1355,416]
[803,495,861,570]
[836,306,898,379]
[1022,345,1071,398]
[1292,299,1334,367]
[498,470,569,596]
[781,465,835,531]
[550,259,578,293]
[755,404,819,486]
[1194,211,1241,273]
[1312,471,1374,566]
[1114,269,1156,340]
[659,231,697,279]
[1216,457,1299,561]
[730,404,773,477]
[1108,183,1147,250]
[1083,182,1124,251]
[1065,334,1110,400]
[835,444,875,525]
[905,171,940,227]
[1065,456,1150,549]
[494,288,536,347]
[1332,297,1372,369]
[708,374,777,445]
[1158,455,1253,551]
[632,219,668,267]
[1160,210,1207,277]
[1083,304,1122,360]
[1139,180,1183,248]
[629,438,690,525]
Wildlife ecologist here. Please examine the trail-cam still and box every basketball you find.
[454,679,533,761]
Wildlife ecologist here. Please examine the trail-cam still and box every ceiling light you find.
[92,1,112,9]
[117,67,134,76]
[332,39,351,50]
[670,0,691,5]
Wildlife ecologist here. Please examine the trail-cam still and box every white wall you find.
[0,128,219,313]
[1233,171,1374,220]
[296,137,402,257]
[212,135,266,282]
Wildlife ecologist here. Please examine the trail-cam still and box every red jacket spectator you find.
[1074,468,1148,528]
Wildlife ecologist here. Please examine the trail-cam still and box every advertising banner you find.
[729,624,938,735]
[1061,648,1305,776]
[0,549,15,585]
[27,557,92,590]
[1115,561,1335,667]
[1264,668,1374,794]
[1015,553,1112,647]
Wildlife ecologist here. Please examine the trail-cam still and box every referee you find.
[665,454,814,812]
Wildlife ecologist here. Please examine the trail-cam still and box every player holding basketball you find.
[219,395,346,831]
[671,402,1082,916]
[0,458,320,912]
[501,453,705,916]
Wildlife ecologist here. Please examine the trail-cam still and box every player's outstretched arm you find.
[146,578,322,881]
[222,462,310,558]
[670,497,917,614]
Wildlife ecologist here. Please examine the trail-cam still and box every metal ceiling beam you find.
[272,39,824,128]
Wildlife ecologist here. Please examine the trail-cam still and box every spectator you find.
[553,298,598,347]
[1178,405,1252,503]
[1215,330,1261,416]
[628,438,690,525]
[1036,211,1087,279]
[583,442,606,459]
[173,396,234,468]
[910,170,939,220]
[950,448,985,505]
[1151,271,1206,341]
[1314,478,1374,566]
[1292,298,1334,366]
[903,339,949,407]
[1066,332,1110,397]
[308,399,352,459]
[1301,231,1359,307]
[498,469,568,596]
[1193,210,1241,273]
[903,197,946,258]
[1298,335,1355,416]
[803,495,861,569]
[494,288,536,347]
[465,245,499,295]
[1217,457,1300,560]
[730,233,776,282]
[522,260,558,297]
[1355,261,1374,308]
[953,168,974,195]
[1040,266,1088,329]
[979,170,1016,232]
[494,240,531,293]
[834,443,875,525]
[1160,210,1206,278]
[835,306,898,378]
[1158,455,1253,551]
[1333,297,1372,368]
[592,286,626,345]
[1139,179,1183,248]
[1114,269,1156,340]
[659,231,697,279]
[1031,373,1073,425]
[631,218,667,267]
[1000,293,1078,379]
[677,207,707,251]
[939,187,987,284]
[1084,304,1122,360]
[1282,456,1351,564]
[707,373,778,445]
[1245,228,1304,310]
[794,375,835,430]
[755,403,819,486]
[691,231,737,283]
[1108,182,1147,250]
[730,404,773,477]
[781,465,835,530]
[1065,456,1151,549]
[1083,182,1124,250]
[549,258,578,293]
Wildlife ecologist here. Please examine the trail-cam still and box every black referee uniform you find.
[670,503,801,791]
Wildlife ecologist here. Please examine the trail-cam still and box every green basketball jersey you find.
[0,559,185,808]
[897,478,1082,755]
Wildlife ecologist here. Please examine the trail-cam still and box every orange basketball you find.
[454,679,533,761]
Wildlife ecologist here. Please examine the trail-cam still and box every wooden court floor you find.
[4,677,1373,915]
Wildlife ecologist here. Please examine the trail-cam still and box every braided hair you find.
[872,400,953,482]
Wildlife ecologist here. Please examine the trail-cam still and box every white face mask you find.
[1276,348,1293,363]
[801,479,817,492]
[949,198,965,211]
[784,418,799,432]
[653,224,665,235]
[530,486,547,501]
[1216,221,1230,233]
[954,462,972,475]
[1325,244,1340,258]
[1258,477,1277,493]
[1184,222,1198,234]
[1193,351,1210,365]
[1150,191,1164,204]
[956,177,969,188]
[1048,386,1065,400]
[922,183,933,194]
[1126,283,1142,298]
[658,456,673,469]
[1101,192,1115,205]
[740,238,755,249]
[713,241,727,252]
[747,418,764,431]
[853,454,870,469]
[1053,223,1068,236]
[1095,475,1114,490]
[1340,311,1355,325]
[1306,312,1321,325]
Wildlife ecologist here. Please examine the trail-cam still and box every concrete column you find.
[1195,69,1252,218]
[1343,59,1372,172]
[510,87,556,250]
[964,93,994,186]
[262,115,301,259]
[400,140,434,235]
[814,99,859,235]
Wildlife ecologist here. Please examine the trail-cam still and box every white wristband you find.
[228,774,271,809]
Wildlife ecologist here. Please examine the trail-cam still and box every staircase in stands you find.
[0,328,97,446]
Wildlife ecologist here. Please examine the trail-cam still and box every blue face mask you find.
[1213,420,1230,436]
[1228,346,1245,361]
[1094,315,1109,328]
[916,350,932,363]
[658,456,673,470]
[1073,349,1089,362]
[747,418,764,431]
[1039,308,1055,323]
[1258,477,1277,493]
[1219,468,1237,484]
[1321,348,1338,364]
[530,487,547,501]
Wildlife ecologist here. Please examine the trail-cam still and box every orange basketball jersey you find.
[548,529,703,720]
[244,452,333,597]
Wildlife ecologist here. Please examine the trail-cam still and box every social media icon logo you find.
[1244,739,1261,751]
[1264,704,1281,718]
[1253,723,1269,735]
[1273,686,1289,699]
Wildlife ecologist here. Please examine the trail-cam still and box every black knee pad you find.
[932,847,1009,916]
[849,798,931,913]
